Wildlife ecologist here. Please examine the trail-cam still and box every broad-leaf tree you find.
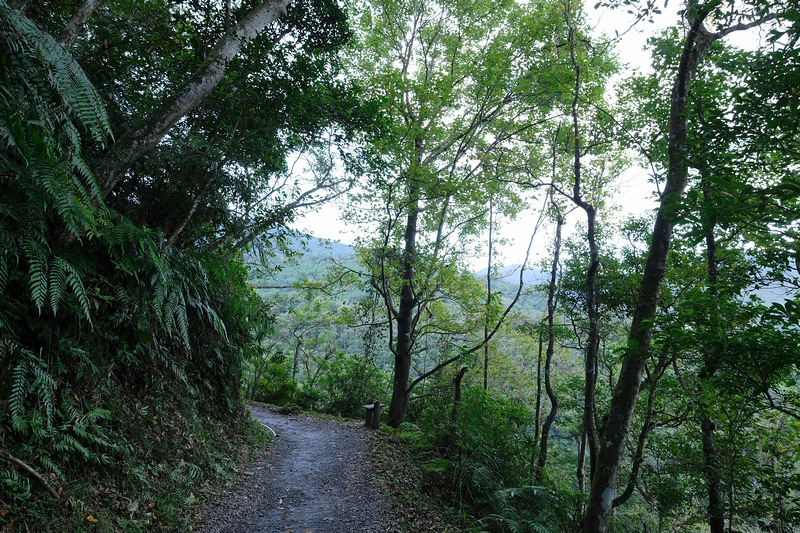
[585,1,796,530]
[345,0,615,427]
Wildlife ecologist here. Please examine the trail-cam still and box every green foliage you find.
[317,353,389,418]
[251,353,300,406]
[1,0,799,530]
[477,484,583,533]
[407,387,535,510]
[0,8,281,527]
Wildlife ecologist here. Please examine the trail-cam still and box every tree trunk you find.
[583,10,717,531]
[95,0,291,198]
[452,366,468,422]
[567,20,601,483]
[534,324,543,452]
[700,180,725,533]
[613,354,668,508]
[577,429,587,492]
[388,181,420,427]
[57,0,102,50]
[535,209,562,484]
[702,415,725,532]
[484,196,494,391]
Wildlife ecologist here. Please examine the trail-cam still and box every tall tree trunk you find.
[566,19,601,483]
[583,10,717,531]
[534,324,543,447]
[95,0,291,198]
[535,208,562,484]
[700,180,725,533]
[702,415,724,532]
[484,196,494,391]
[532,322,544,477]
[388,180,420,427]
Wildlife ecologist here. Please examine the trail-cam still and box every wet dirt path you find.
[196,404,390,533]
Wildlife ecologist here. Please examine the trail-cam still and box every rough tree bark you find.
[387,177,421,427]
[95,0,292,198]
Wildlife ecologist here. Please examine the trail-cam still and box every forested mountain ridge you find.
[252,234,546,315]
[2,0,800,531]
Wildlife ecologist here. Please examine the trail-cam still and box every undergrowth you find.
[368,424,461,532]
[377,385,586,533]
[1,389,270,532]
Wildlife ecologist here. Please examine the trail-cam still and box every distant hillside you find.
[286,234,355,258]
[248,235,546,317]
[474,264,547,286]
[248,233,356,295]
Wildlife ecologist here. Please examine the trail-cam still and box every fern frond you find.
[50,432,90,459]
[0,251,8,294]
[62,259,91,321]
[34,453,63,480]
[23,236,49,312]
[28,356,56,427]
[174,293,190,348]
[0,4,112,143]
[9,362,29,432]
[48,256,67,315]
[0,467,31,499]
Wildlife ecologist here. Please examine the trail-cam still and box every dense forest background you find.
[1,0,799,531]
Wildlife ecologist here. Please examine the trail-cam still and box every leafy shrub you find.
[295,385,324,411]
[317,353,389,418]
[411,387,535,508]
[250,353,299,405]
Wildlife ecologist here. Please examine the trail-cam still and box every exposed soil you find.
[194,404,390,533]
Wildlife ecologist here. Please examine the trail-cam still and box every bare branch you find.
[0,449,61,502]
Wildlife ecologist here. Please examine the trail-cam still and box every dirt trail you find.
[196,404,390,533]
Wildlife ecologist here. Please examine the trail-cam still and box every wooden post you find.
[372,400,382,429]
[364,399,381,429]
[364,398,374,427]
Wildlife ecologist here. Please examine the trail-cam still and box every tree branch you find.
[57,0,102,50]
[0,449,61,501]
[96,0,292,198]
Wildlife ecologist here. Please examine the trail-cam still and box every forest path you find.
[196,404,390,533]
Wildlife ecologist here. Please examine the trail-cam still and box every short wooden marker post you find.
[363,398,382,429]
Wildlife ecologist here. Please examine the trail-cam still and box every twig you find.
[0,449,61,501]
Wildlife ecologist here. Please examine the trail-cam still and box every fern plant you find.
[0,6,273,529]
[0,2,112,322]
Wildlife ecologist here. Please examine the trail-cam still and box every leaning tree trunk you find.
[95,0,291,198]
[57,0,102,50]
[583,10,718,532]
